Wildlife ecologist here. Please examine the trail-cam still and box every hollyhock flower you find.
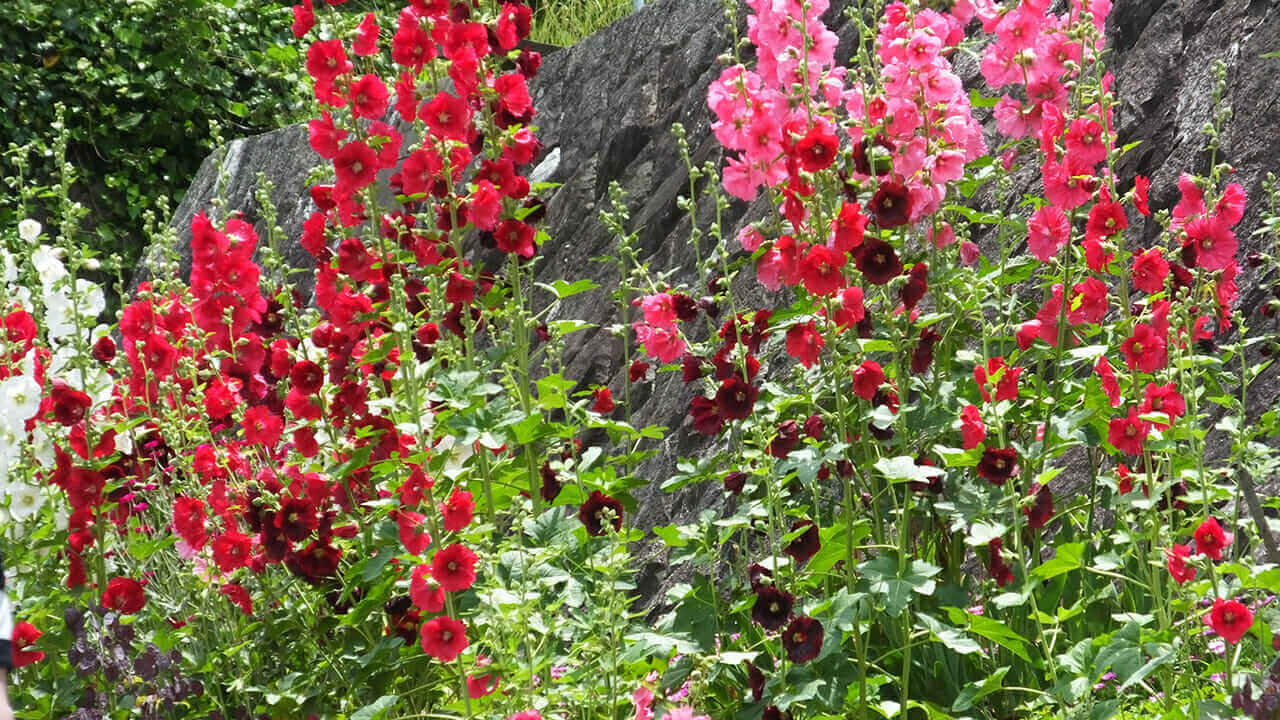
[1121,323,1168,373]
[852,361,885,401]
[410,564,446,613]
[48,381,91,425]
[173,496,208,550]
[640,293,679,328]
[1068,277,1108,325]
[306,39,352,84]
[1184,215,1237,271]
[349,74,389,119]
[432,543,478,592]
[690,396,724,435]
[291,0,315,37]
[212,531,254,573]
[1139,382,1185,429]
[911,326,941,373]
[353,12,380,55]
[803,413,824,440]
[1107,408,1150,456]
[752,585,794,631]
[784,519,820,564]
[399,510,433,555]
[101,577,146,614]
[1063,117,1107,167]
[507,713,542,720]
[578,490,624,536]
[221,584,253,616]
[633,322,686,364]
[960,404,986,449]
[831,286,866,331]
[869,182,911,228]
[1027,204,1070,262]
[900,262,928,311]
[421,91,472,142]
[784,322,824,369]
[420,615,469,661]
[1042,159,1094,210]
[987,537,1014,587]
[1166,544,1195,585]
[1216,183,1247,225]
[974,357,1021,403]
[628,359,651,382]
[715,376,758,420]
[276,496,319,543]
[800,244,846,296]
[977,447,1018,485]
[854,237,903,285]
[1133,175,1151,216]
[781,616,823,663]
[592,387,615,414]
[334,141,378,195]
[468,672,500,698]
[792,125,839,172]
[1095,356,1122,407]
[11,621,45,667]
[242,405,283,447]
[441,490,475,532]
[1132,248,1169,294]
[1194,517,1232,561]
[1086,197,1128,245]
[1025,483,1054,530]
[1208,598,1253,645]
[633,686,655,720]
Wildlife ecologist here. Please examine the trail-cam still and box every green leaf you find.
[535,374,577,410]
[917,614,981,656]
[952,666,1009,712]
[945,608,1031,662]
[860,555,940,616]
[1032,542,1085,580]
[652,524,688,548]
[350,695,398,720]
[1116,646,1175,691]
[539,278,600,299]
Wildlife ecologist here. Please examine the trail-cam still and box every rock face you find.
[153,0,1280,590]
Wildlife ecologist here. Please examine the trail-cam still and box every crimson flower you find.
[832,202,867,252]
[974,357,1021,403]
[12,621,45,667]
[1095,355,1123,407]
[305,38,352,84]
[420,615,469,661]
[432,543,478,592]
[1132,248,1169,293]
[1184,215,1237,271]
[1120,323,1168,373]
[800,244,845,297]
[1208,598,1253,645]
[349,74,389,119]
[411,564,446,613]
[101,577,146,615]
[334,141,378,195]
[1166,544,1195,585]
[421,91,472,141]
[960,404,986,450]
[690,396,724,435]
[48,381,91,426]
[399,510,433,555]
[987,537,1014,587]
[220,584,254,616]
[1027,204,1070,262]
[977,447,1018,486]
[792,126,839,172]
[1139,382,1185,430]
[1194,517,1232,562]
[212,531,254,573]
[781,616,824,663]
[722,471,746,496]
[495,220,537,258]
[1107,408,1150,456]
[1024,483,1054,530]
[173,496,208,549]
[784,322,824,369]
[578,490,624,536]
[243,405,284,447]
[900,262,928,310]
[852,361,884,401]
[751,585,794,631]
[592,387,615,414]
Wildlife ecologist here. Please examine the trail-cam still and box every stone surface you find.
[148,0,1280,595]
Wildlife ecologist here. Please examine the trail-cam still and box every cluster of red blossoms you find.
[1167,518,1254,644]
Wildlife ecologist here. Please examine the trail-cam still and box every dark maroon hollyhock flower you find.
[977,447,1019,486]
[900,262,929,311]
[682,354,705,383]
[1025,483,1054,530]
[906,457,942,495]
[540,461,563,503]
[751,585,795,631]
[803,414,824,440]
[767,420,801,458]
[854,237,903,285]
[275,496,319,542]
[836,460,855,478]
[911,326,942,374]
[578,490,623,536]
[762,707,793,720]
[744,660,766,702]
[628,359,650,382]
[987,537,1014,587]
[690,395,724,435]
[286,540,341,586]
[1180,240,1198,269]
[781,616,824,663]
[1169,263,1194,293]
[672,293,699,323]
[723,471,747,496]
[715,376,759,421]
[93,336,116,363]
[870,181,911,227]
[784,519,820,564]
[747,563,773,591]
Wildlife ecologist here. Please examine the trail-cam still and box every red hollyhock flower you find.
[12,621,45,667]
[1132,248,1169,294]
[441,490,475,532]
[974,357,1021,403]
[1208,598,1253,645]
[1094,356,1122,407]
[243,405,283,447]
[751,585,794,631]
[832,202,867,252]
[48,380,91,426]
[220,584,254,616]
[832,286,865,331]
[960,404,986,450]
[305,38,352,84]
[1184,215,1238,271]
[869,182,911,228]
[851,360,884,401]
[911,326,941,374]
[291,0,315,38]
[592,387,615,414]
[800,245,845,296]
[173,496,208,550]
[420,615,469,661]
[977,447,1018,486]
[290,359,325,395]
[495,220,536,258]
[334,141,379,195]
[854,237,903,285]
[468,672,500,698]
[497,3,533,49]
[803,414,824,440]
[92,335,116,363]
[432,543,478,592]
[410,564,446,613]
[714,377,759,421]
[1121,323,1167,373]
[1085,197,1128,243]
[1194,517,1232,561]
[101,577,146,614]
[1027,204,1070,262]
[399,510,433,555]
[1139,382,1185,430]
[578,490,624,536]
[421,91,472,142]
[1107,408,1150,456]
[785,322,824,369]
[349,74,389,119]
[1068,278,1108,325]
[781,616,824,663]
[767,420,800,458]
[212,531,254,573]
[628,359,650,382]
[392,15,435,70]
[353,12,380,55]
[1063,117,1107,167]
[987,537,1014,587]
[792,126,839,173]
[1166,544,1195,585]
[1133,175,1151,216]
[275,496,319,542]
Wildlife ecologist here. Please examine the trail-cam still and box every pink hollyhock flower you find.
[1184,215,1237,271]
[633,322,686,363]
[1132,248,1169,293]
[641,293,679,329]
[1027,204,1070,262]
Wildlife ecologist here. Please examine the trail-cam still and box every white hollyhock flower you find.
[0,374,42,424]
[6,481,44,522]
[0,249,16,284]
[18,218,41,243]
[31,245,68,287]
[29,423,55,468]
